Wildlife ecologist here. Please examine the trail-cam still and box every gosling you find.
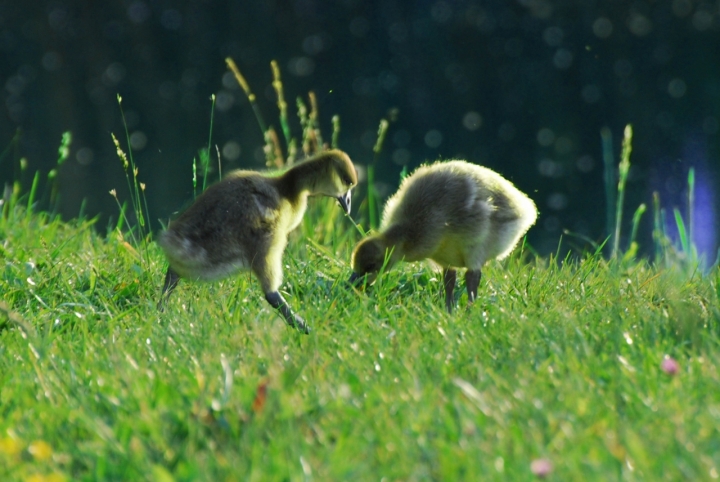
[158,149,357,333]
[349,160,537,313]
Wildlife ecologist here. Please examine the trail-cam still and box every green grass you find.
[1,197,720,481]
[1,63,718,480]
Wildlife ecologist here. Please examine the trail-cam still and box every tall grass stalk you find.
[215,145,222,180]
[629,203,646,250]
[109,189,130,234]
[673,208,690,255]
[621,202,647,262]
[271,60,292,150]
[652,192,663,263]
[687,167,695,258]
[331,115,340,150]
[264,127,285,168]
[224,57,364,239]
[297,96,311,156]
[225,57,267,134]
[308,91,323,151]
[612,124,633,259]
[24,171,40,223]
[366,164,376,230]
[367,119,390,230]
[111,133,140,245]
[202,94,217,192]
[112,97,152,272]
[601,126,615,253]
[115,95,151,246]
[651,170,699,266]
[48,131,71,214]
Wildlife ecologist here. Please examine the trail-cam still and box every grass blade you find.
[612,125,633,259]
[601,126,615,254]
[687,167,695,258]
[203,94,217,192]
[225,57,267,134]
[25,171,40,220]
[629,203,646,248]
[674,208,689,254]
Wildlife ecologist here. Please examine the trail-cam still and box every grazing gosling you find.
[349,160,537,313]
[158,149,357,333]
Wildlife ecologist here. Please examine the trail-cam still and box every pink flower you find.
[531,458,553,478]
[661,357,679,376]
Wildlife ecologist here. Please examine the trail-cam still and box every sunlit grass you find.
[1,62,718,481]
[1,194,719,480]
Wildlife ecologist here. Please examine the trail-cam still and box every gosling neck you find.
[275,160,323,206]
[382,224,408,247]
[378,225,408,264]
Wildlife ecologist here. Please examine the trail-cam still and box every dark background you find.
[1,0,718,259]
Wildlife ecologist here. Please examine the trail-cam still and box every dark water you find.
[0,1,717,259]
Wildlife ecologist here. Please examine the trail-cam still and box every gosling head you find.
[310,149,357,214]
[348,236,393,286]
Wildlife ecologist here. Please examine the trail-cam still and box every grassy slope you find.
[1,200,719,482]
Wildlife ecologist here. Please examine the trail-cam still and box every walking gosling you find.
[158,149,357,333]
[349,160,537,313]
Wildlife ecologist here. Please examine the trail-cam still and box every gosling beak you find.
[336,190,352,215]
[348,272,362,285]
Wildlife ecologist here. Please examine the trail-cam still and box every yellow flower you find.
[0,436,22,456]
[26,473,67,482]
[28,440,53,461]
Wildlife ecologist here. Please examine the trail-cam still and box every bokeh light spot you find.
[692,9,714,31]
[222,141,241,161]
[303,34,326,55]
[129,131,147,151]
[576,155,595,173]
[628,13,652,36]
[424,130,443,148]
[215,90,235,111]
[581,84,601,103]
[668,78,687,98]
[592,17,613,38]
[543,26,564,47]
[547,192,568,210]
[537,128,555,147]
[672,0,693,17]
[462,112,483,131]
[76,147,94,166]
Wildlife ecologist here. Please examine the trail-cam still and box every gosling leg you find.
[465,268,482,305]
[265,291,310,334]
[157,267,180,311]
[443,268,457,314]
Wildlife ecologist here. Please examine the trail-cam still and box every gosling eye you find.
[341,174,353,186]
